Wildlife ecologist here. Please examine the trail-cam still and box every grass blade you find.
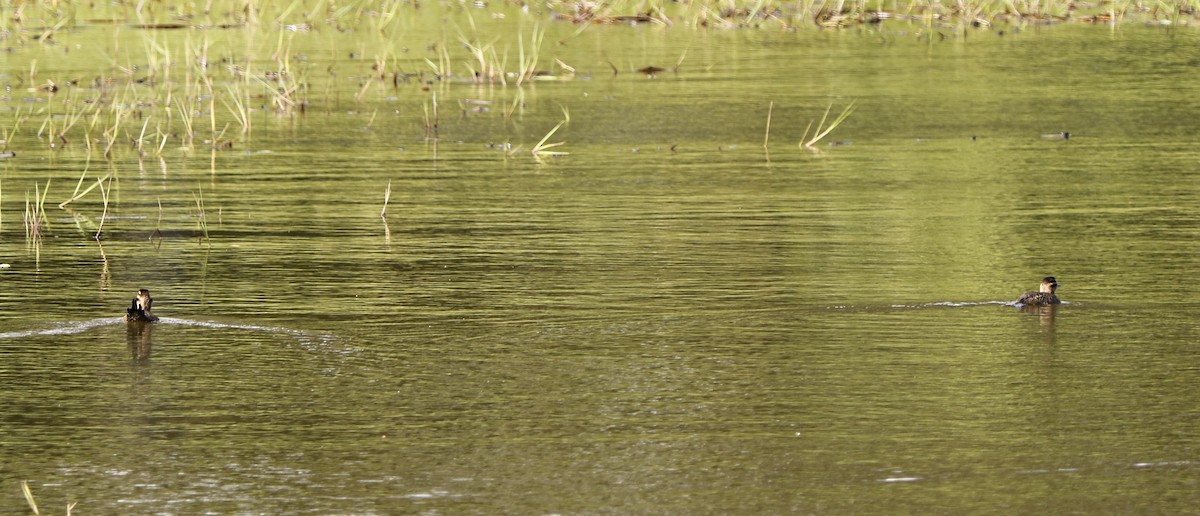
[803,101,856,149]
[21,480,39,515]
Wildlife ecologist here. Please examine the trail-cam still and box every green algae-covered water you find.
[2,6,1199,513]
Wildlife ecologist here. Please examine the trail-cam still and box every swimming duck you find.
[1016,277,1061,306]
[124,289,160,322]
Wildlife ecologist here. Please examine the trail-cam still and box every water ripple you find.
[0,317,333,348]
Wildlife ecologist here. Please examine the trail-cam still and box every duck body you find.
[1016,291,1060,305]
[124,289,160,322]
[1016,277,1061,306]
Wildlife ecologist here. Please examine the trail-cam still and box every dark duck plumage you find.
[1016,277,1061,306]
[124,289,160,322]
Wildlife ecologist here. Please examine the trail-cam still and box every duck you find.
[124,289,160,322]
[1016,277,1061,306]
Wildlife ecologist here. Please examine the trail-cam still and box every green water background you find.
[1,9,1198,513]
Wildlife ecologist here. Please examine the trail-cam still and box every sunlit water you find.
[2,17,1199,513]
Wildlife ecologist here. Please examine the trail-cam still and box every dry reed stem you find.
[764,101,774,149]
[95,175,112,240]
[21,480,39,515]
[381,180,392,219]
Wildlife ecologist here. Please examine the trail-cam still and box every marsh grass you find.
[38,89,89,148]
[515,25,546,87]
[4,1,1192,43]
[222,84,252,136]
[0,0,1191,168]
[459,32,503,84]
[552,0,1195,28]
[23,180,51,241]
[175,97,197,151]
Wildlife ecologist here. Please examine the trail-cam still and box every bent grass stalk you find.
[253,73,301,114]
[136,116,152,155]
[458,32,499,83]
[3,108,24,149]
[95,174,112,240]
[60,168,111,208]
[156,126,170,155]
[356,72,375,101]
[801,101,856,149]
[423,39,453,80]
[102,104,125,160]
[530,122,566,157]
[554,58,577,76]
[503,90,525,120]
[381,180,392,219]
[21,480,38,515]
[535,107,571,159]
[381,180,393,241]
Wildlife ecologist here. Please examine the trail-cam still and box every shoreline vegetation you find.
[1,0,1195,154]
[1,0,1191,150]
[0,0,1195,243]
[555,0,1200,27]
[1,0,1197,30]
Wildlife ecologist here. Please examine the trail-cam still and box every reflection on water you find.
[126,320,153,364]
[1,22,1199,515]
[1018,303,1059,343]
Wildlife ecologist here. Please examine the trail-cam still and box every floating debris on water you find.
[638,66,666,77]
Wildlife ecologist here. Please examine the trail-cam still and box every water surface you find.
[1,18,1198,513]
